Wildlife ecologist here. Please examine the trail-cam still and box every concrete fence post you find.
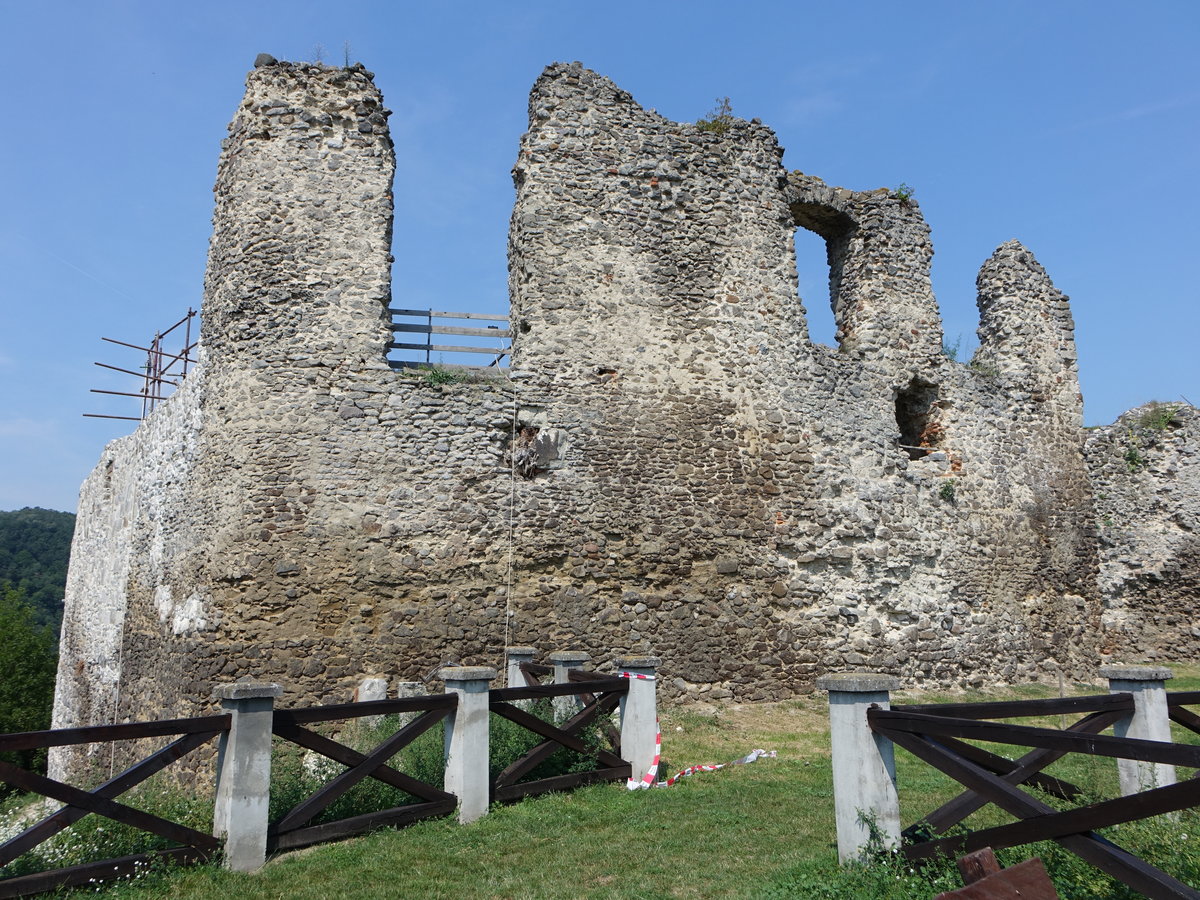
[816,673,901,863]
[355,676,388,726]
[441,666,496,824]
[549,650,590,719]
[505,646,537,688]
[395,679,427,728]
[614,655,660,783]
[212,682,282,872]
[1100,664,1176,795]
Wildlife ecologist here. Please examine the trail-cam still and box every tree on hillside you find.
[0,584,59,783]
[0,507,76,632]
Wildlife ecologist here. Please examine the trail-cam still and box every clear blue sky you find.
[1,0,1196,513]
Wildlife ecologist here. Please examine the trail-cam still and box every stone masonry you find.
[51,60,1192,775]
[1086,403,1200,660]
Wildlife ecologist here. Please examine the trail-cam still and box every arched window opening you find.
[895,378,941,461]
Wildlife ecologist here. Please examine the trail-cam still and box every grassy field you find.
[13,669,1200,898]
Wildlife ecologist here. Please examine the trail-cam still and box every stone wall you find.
[57,59,1179,772]
[1087,403,1200,660]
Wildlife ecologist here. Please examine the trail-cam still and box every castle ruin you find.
[52,60,1197,757]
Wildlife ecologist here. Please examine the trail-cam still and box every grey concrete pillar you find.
[395,680,427,728]
[505,647,537,688]
[816,673,901,863]
[549,650,590,719]
[441,666,496,824]
[615,656,660,786]
[1101,664,1176,795]
[355,676,388,726]
[212,682,281,872]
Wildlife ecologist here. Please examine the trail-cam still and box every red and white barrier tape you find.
[615,672,775,789]
[623,715,775,790]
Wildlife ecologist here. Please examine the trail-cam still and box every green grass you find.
[9,672,1200,897]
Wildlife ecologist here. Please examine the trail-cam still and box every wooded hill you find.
[0,507,75,631]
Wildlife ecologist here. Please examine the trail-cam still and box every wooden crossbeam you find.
[490,677,627,704]
[491,692,625,789]
[271,799,456,852]
[388,308,508,321]
[871,709,1200,768]
[493,765,631,803]
[388,342,508,355]
[881,729,1199,900]
[271,720,452,806]
[276,694,454,727]
[0,761,218,856]
[0,847,209,899]
[906,707,1125,839]
[911,775,1200,864]
[0,730,219,866]
[898,693,1132,720]
[391,323,512,338]
[273,708,450,833]
[0,715,230,752]
[1169,704,1200,738]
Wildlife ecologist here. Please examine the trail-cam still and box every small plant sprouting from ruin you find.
[312,43,326,64]
[969,357,1000,378]
[941,334,961,362]
[893,182,915,204]
[1124,441,1145,474]
[342,40,352,68]
[407,364,470,386]
[938,480,956,503]
[1136,401,1180,431]
[696,97,735,134]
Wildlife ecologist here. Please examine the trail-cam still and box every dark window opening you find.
[895,378,941,460]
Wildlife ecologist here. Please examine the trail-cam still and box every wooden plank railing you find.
[387,307,510,370]
[268,694,458,852]
[868,692,1200,900]
[0,716,229,899]
[1,650,656,894]
[489,671,630,803]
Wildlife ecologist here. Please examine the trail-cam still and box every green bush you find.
[696,97,735,134]
[0,585,57,787]
[1136,402,1181,431]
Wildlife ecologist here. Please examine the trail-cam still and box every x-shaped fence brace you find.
[869,694,1200,900]
[489,667,630,802]
[0,716,229,899]
[268,694,458,851]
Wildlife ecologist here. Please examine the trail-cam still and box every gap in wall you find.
[794,227,837,348]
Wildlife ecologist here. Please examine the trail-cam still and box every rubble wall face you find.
[1087,404,1200,660]
[56,61,1114,758]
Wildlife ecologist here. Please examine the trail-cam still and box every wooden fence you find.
[0,715,229,898]
[821,668,1200,900]
[0,651,658,897]
[387,308,510,370]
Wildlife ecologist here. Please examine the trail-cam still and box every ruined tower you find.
[55,60,1109,771]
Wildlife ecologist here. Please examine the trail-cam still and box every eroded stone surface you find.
[50,60,1193,779]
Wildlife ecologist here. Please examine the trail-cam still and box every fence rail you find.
[0,717,227,899]
[387,307,510,370]
[820,667,1200,900]
[490,668,629,803]
[0,649,659,896]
